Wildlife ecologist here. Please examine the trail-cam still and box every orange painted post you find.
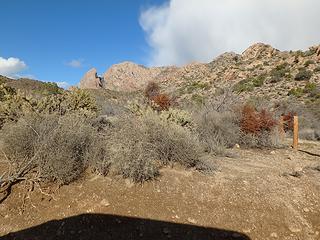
[293,116,299,150]
[279,116,285,142]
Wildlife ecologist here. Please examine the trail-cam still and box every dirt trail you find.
[0,141,320,240]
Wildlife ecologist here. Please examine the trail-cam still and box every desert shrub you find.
[0,86,98,130]
[269,63,290,82]
[239,129,281,148]
[0,114,96,185]
[185,81,210,93]
[36,115,95,184]
[194,110,240,155]
[252,75,265,87]
[304,82,317,93]
[128,101,190,128]
[107,112,203,182]
[240,105,277,134]
[304,60,315,67]
[85,134,111,176]
[159,108,194,129]
[209,88,239,112]
[190,89,241,154]
[239,105,280,148]
[288,88,304,97]
[273,99,320,140]
[63,88,98,114]
[151,93,172,111]
[144,81,173,111]
[191,94,206,105]
[233,79,254,93]
[144,81,160,99]
[294,69,312,81]
[0,84,36,128]
[313,66,320,73]
[234,76,265,93]
[42,82,63,95]
[36,88,98,116]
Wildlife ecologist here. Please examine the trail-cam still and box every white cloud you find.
[140,0,320,66]
[56,81,70,89]
[66,59,84,68]
[0,57,27,77]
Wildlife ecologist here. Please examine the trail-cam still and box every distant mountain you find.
[79,43,320,103]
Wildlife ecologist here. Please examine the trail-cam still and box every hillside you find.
[80,43,320,104]
[0,75,62,98]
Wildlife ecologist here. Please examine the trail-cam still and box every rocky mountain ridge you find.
[80,43,320,103]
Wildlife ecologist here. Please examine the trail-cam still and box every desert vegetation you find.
[0,79,319,204]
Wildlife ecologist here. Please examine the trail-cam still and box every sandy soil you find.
[0,140,319,240]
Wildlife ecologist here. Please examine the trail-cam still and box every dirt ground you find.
[0,140,319,240]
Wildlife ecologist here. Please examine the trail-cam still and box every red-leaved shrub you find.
[240,105,278,134]
[151,94,172,111]
[145,81,173,111]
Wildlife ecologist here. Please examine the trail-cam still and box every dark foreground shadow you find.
[1,213,251,240]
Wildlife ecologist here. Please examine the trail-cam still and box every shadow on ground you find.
[2,213,251,240]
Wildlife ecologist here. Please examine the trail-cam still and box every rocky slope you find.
[79,43,320,104]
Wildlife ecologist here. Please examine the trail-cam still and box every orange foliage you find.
[144,81,173,111]
[240,105,278,134]
[151,94,172,111]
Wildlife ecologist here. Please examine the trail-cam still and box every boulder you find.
[79,68,103,89]
[103,62,162,92]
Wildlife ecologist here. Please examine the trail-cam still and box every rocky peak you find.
[103,62,162,92]
[79,68,103,89]
[242,43,279,60]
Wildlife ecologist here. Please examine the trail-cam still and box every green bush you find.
[304,60,315,67]
[288,88,304,97]
[233,79,254,93]
[295,69,312,81]
[269,63,290,83]
[234,75,265,93]
[304,82,317,93]
[313,66,320,73]
[252,75,265,87]
[42,82,63,95]
[184,81,210,93]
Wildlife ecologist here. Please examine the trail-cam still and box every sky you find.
[1,0,320,88]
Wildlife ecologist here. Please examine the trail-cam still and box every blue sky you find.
[1,0,319,87]
[0,0,165,87]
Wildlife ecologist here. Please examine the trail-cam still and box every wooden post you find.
[293,116,299,150]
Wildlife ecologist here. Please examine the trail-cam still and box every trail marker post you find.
[293,116,299,150]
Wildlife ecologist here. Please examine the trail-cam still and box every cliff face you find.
[79,43,320,102]
[79,68,103,89]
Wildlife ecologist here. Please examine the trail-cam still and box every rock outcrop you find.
[103,62,163,92]
[79,68,103,89]
[242,43,279,60]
